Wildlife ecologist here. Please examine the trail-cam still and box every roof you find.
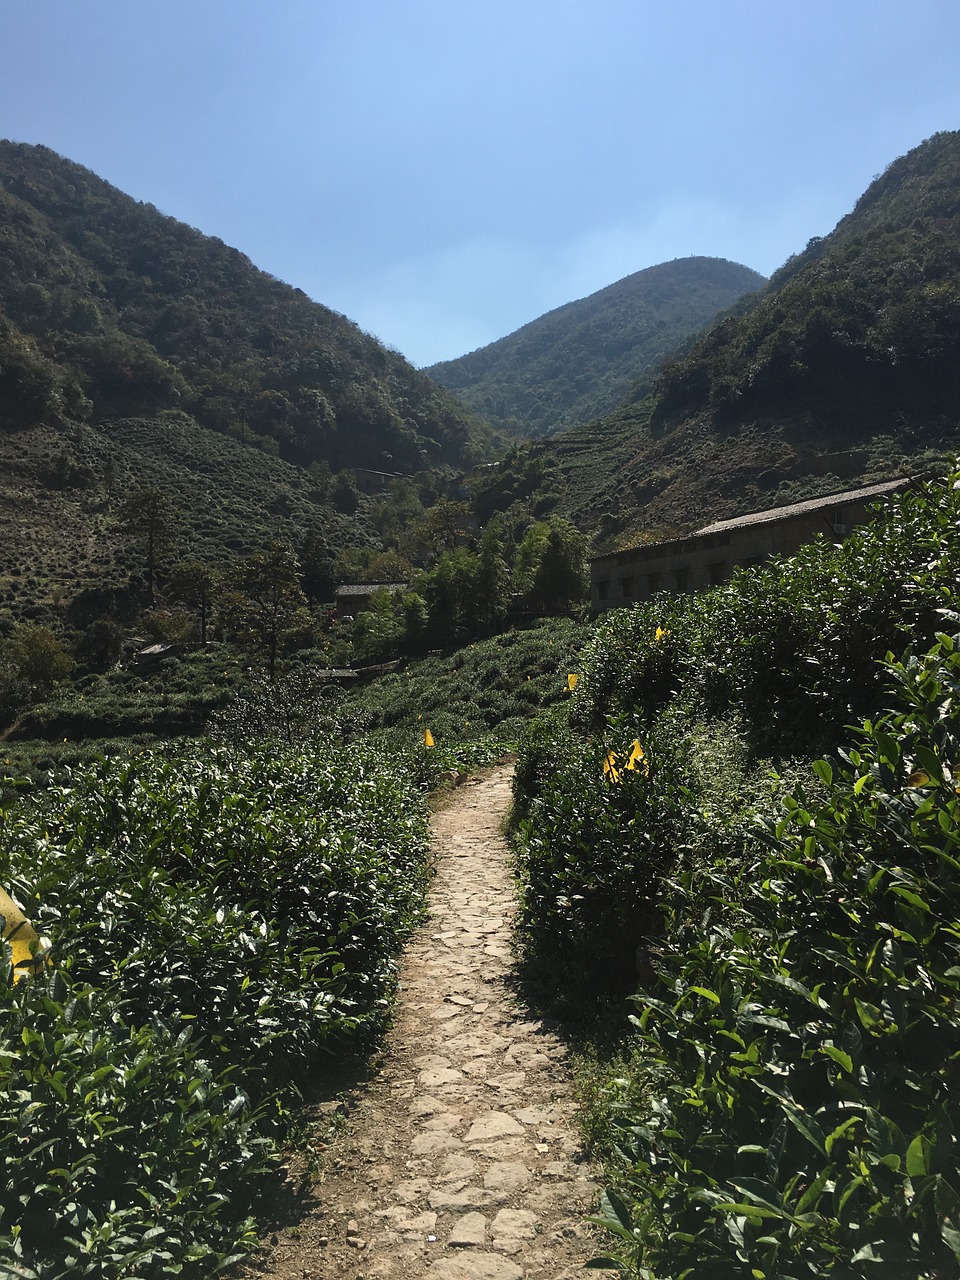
[334,582,407,597]
[694,478,910,535]
[589,477,913,566]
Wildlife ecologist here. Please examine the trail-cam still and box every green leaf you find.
[811,759,833,786]
[782,1106,827,1155]
[915,744,944,783]
[891,885,932,913]
[795,1165,832,1215]
[820,1044,853,1074]
[689,986,721,1004]
[854,998,884,1029]
[906,1134,933,1178]
[942,1221,960,1261]
[851,1242,885,1264]
[825,1115,861,1155]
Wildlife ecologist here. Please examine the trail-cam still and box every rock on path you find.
[245,763,599,1280]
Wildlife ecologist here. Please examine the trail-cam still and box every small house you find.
[334,582,408,619]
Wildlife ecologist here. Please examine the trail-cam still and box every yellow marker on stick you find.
[1,887,46,982]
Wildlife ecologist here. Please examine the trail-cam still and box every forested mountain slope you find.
[0,141,494,472]
[480,131,960,545]
[426,256,764,438]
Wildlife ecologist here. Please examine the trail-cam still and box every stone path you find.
[244,762,599,1280]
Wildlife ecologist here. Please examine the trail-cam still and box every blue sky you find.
[2,1,959,365]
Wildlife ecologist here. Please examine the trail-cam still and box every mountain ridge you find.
[0,139,495,473]
[425,255,765,438]
[473,131,960,546]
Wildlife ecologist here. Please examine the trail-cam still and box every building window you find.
[674,565,690,590]
[620,574,635,599]
[597,579,609,601]
[646,571,661,595]
[708,561,727,585]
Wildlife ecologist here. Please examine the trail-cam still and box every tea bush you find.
[513,469,960,989]
[0,738,432,1275]
[0,969,272,1278]
[571,468,960,754]
[2,743,431,1077]
[336,617,591,746]
[592,628,960,1277]
[513,710,693,984]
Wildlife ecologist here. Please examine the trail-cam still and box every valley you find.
[2,128,960,1279]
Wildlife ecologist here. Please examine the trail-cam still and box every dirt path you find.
[245,762,600,1280]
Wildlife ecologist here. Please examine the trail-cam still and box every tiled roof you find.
[334,582,407,596]
[694,478,910,535]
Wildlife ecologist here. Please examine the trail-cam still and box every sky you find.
[2,2,959,367]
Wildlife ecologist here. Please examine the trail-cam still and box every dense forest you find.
[426,256,764,438]
[0,141,494,473]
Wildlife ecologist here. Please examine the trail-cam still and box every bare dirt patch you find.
[241,762,600,1280]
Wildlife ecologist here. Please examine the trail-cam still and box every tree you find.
[298,527,337,601]
[425,547,482,643]
[0,625,73,715]
[75,618,124,672]
[168,560,218,644]
[119,485,173,604]
[413,500,473,556]
[514,518,587,616]
[225,543,309,678]
[332,471,360,515]
[475,521,510,634]
[353,589,403,664]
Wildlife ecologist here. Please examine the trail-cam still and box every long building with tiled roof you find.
[590,477,912,612]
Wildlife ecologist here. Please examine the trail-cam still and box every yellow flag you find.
[1,886,45,983]
[625,739,650,776]
[602,750,621,784]
[423,728,435,748]
[566,673,579,691]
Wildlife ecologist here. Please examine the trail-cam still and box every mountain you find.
[0,141,495,473]
[425,256,766,438]
[473,131,960,545]
[0,141,507,641]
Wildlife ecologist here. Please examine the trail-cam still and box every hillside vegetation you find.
[485,131,960,543]
[1,739,434,1276]
[0,141,493,472]
[426,257,764,439]
[4,128,960,1279]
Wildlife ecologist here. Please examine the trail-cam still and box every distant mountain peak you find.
[425,256,766,439]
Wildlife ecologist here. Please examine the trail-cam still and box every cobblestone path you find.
[245,762,599,1280]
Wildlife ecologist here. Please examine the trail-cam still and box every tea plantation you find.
[512,466,960,1276]
[0,742,435,1276]
[4,469,960,1277]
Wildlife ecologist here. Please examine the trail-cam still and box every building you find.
[590,478,911,612]
[334,582,408,619]
[353,468,409,496]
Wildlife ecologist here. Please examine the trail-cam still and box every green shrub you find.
[0,968,274,1278]
[571,468,960,755]
[513,710,693,988]
[591,628,960,1277]
[2,743,431,1078]
[0,738,433,1275]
